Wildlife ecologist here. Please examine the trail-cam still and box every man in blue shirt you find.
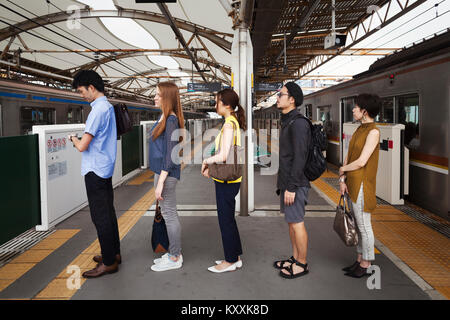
[69,70,121,278]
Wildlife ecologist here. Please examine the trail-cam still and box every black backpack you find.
[286,114,328,181]
[113,103,132,139]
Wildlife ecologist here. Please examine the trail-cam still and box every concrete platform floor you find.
[0,164,434,300]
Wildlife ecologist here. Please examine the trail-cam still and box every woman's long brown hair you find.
[217,88,246,130]
[151,82,185,141]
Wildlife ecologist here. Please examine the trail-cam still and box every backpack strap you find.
[282,113,313,131]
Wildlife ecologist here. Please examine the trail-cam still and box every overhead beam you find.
[157,3,207,82]
[65,51,231,79]
[0,8,232,53]
[266,47,398,56]
[12,49,206,54]
[110,68,228,88]
[297,0,427,77]
[0,36,16,60]
[266,0,321,72]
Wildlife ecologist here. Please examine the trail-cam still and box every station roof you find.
[0,0,428,110]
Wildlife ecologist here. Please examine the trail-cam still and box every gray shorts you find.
[280,187,310,223]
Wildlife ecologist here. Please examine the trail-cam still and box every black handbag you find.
[151,200,169,253]
[113,103,132,139]
[333,193,359,247]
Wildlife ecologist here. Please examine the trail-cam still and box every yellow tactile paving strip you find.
[32,135,205,300]
[0,229,80,293]
[33,186,157,300]
[127,170,154,185]
[312,170,450,299]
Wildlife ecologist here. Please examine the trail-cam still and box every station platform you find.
[0,154,448,300]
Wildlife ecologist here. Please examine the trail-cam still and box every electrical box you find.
[32,124,123,231]
[343,122,409,205]
[324,33,347,49]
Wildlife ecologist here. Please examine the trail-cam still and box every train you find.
[0,78,206,137]
[255,30,450,219]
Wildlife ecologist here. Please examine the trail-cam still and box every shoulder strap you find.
[218,119,237,151]
[282,114,312,131]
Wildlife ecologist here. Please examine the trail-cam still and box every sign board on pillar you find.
[187,82,221,92]
[255,82,283,92]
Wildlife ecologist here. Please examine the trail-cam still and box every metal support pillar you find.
[231,27,254,215]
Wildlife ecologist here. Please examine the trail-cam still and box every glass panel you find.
[397,94,420,148]
[67,106,83,124]
[130,112,139,126]
[140,111,150,121]
[379,97,394,123]
[304,104,312,119]
[318,106,332,135]
[20,107,55,135]
[341,97,355,123]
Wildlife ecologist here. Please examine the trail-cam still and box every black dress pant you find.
[85,171,120,266]
[215,181,242,263]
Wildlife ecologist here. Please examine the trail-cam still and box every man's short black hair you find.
[355,93,381,119]
[72,70,105,93]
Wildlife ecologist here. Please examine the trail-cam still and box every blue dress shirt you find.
[81,96,117,178]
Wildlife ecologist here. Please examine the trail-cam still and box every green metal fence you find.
[0,134,41,246]
[121,125,140,176]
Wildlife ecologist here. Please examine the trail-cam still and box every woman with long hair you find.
[201,88,246,273]
[148,82,185,272]
[339,93,381,278]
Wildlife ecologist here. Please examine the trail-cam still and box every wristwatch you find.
[339,175,346,183]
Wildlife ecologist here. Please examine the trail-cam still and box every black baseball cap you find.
[284,82,303,107]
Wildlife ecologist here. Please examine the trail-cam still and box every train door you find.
[340,96,356,163]
[20,106,55,135]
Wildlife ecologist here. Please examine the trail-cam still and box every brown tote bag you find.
[208,121,244,182]
[333,193,359,247]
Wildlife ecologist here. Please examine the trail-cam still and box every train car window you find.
[397,94,419,148]
[67,106,83,124]
[140,111,150,121]
[378,97,394,123]
[20,107,55,135]
[306,104,312,120]
[341,97,356,123]
[302,104,313,119]
[317,105,332,135]
[130,111,140,126]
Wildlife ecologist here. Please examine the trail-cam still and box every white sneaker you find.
[215,260,242,268]
[208,262,238,273]
[154,253,183,265]
[151,256,182,272]
[153,253,169,264]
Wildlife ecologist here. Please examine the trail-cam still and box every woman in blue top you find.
[149,82,185,272]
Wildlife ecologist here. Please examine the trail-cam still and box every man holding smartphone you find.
[69,70,121,278]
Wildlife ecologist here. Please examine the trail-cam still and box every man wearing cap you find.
[273,82,311,279]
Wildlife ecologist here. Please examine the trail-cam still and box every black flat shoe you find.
[342,261,359,272]
[345,265,370,278]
